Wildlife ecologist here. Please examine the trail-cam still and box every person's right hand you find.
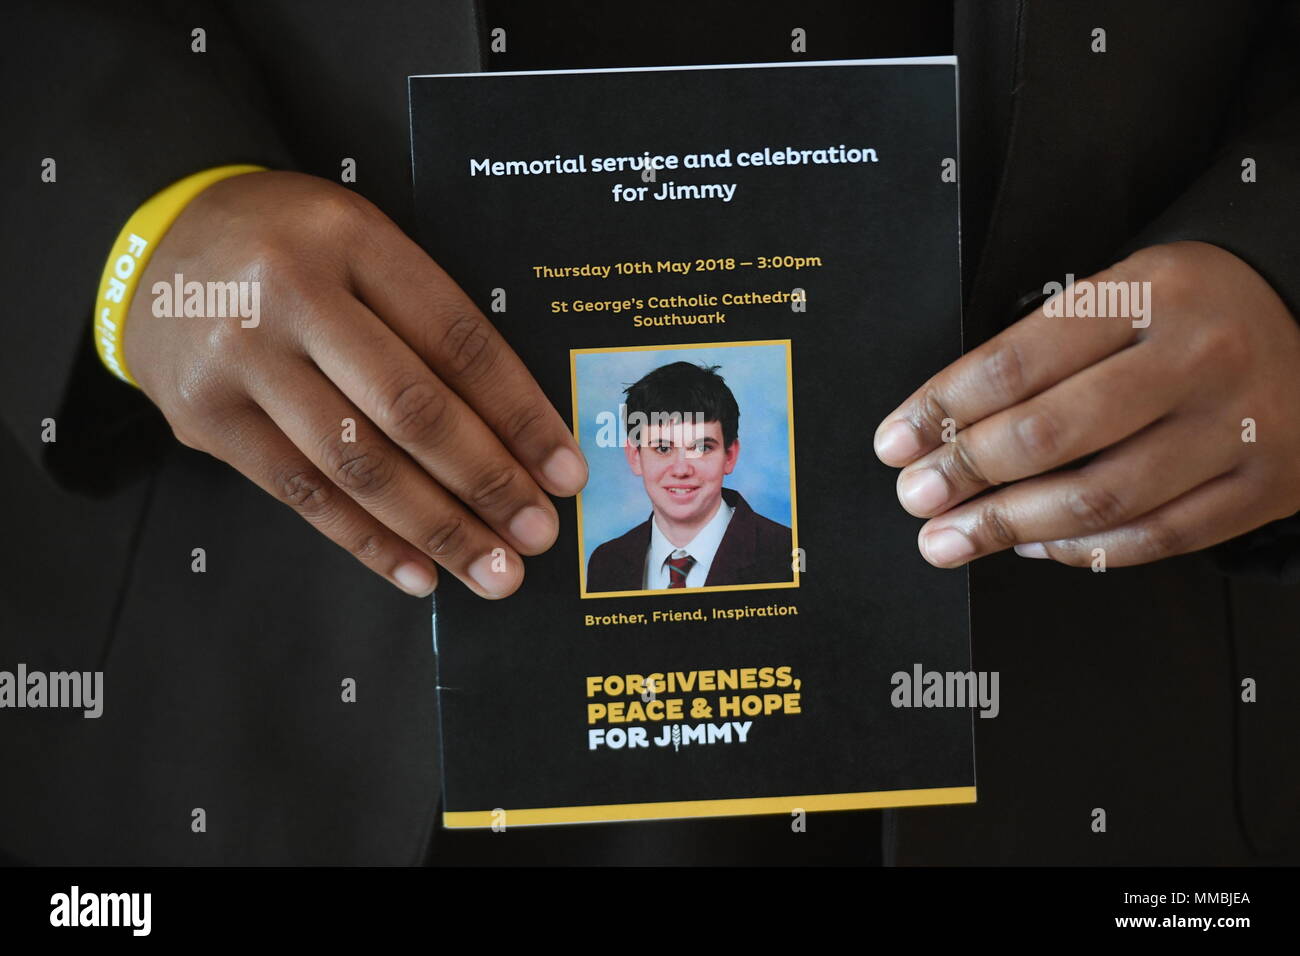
[123,170,587,599]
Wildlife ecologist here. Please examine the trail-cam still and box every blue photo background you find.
[574,342,794,572]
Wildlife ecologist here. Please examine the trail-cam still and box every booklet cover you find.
[409,57,973,827]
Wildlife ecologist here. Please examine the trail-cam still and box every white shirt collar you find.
[645,497,736,589]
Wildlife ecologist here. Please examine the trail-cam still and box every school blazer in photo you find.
[586,488,794,592]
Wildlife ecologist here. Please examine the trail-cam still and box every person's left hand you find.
[873,240,1300,568]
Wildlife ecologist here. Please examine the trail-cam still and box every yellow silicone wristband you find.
[92,164,267,387]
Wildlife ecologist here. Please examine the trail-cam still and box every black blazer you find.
[586,488,794,592]
[4,0,1299,866]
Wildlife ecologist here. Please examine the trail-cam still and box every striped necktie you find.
[666,552,695,589]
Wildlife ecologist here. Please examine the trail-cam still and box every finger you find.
[1034,469,1264,568]
[303,293,559,556]
[249,362,524,599]
[874,272,1142,466]
[913,413,1238,567]
[894,340,1180,518]
[199,403,440,597]
[348,221,588,496]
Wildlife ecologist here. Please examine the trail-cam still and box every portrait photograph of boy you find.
[573,341,797,597]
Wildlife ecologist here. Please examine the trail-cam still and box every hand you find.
[125,171,587,598]
[873,240,1300,569]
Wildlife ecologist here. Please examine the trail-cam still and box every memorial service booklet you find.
[409,57,974,827]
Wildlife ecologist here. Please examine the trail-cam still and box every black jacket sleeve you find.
[1124,1,1300,580]
[2,0,295,493]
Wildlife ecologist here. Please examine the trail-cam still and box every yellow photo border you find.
[571,339,800,600]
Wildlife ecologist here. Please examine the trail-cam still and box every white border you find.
[410,56,956,80]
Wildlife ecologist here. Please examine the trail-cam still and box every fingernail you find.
[1014,542,1049,559]
[541,447,588,495]
[509,505,557,553]
[393,561,436,597]
[921,528,975,567]
[874,421,921,464]
[898,469,950,515]
[468,550,519,597]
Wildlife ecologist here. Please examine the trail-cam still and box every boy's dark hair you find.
[624,361,740,448]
